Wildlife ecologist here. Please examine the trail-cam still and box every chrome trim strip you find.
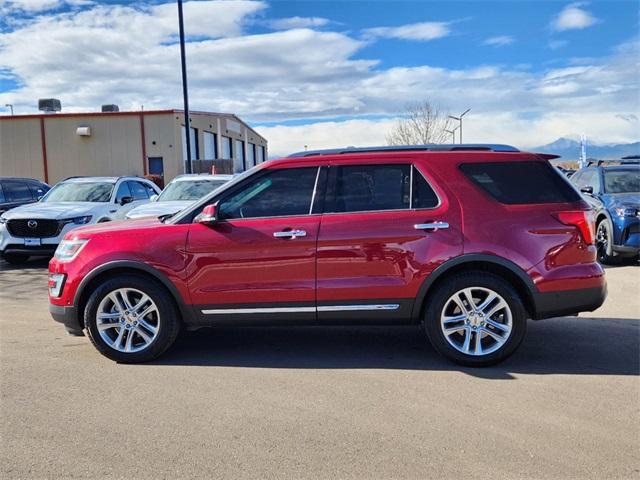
[317,304,400,312]
[201,304,401,315]
[202,307,316,315]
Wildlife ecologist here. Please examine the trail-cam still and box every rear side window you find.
[460,161,581,204]
[3,181,33,202]
[327,164,410,213]
[326,164,439,213]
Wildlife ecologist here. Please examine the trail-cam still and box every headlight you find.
[613,207,638,217]
[54,239,89,262]
[62,216,92,225]
[0,217,6,225]
[48,273,66,297]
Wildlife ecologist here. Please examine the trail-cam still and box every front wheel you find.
[84,274,181,363]
[424,272,527,367]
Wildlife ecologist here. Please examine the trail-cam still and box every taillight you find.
[553,210,595,244]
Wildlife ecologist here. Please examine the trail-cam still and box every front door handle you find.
[414,222,449,231]
[273,229,307,239]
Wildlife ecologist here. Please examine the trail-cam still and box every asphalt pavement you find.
[1,259,638,479]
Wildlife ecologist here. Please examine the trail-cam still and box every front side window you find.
[43,182,114,203]
[603,169,640,193]
[114,182,132,204]
[218,167,318,219]
[0,184,5,203]
[129,181,150,200]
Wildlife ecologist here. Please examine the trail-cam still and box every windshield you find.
[42,182,114,202]
[159,179,228,201]
[603,169,640,194]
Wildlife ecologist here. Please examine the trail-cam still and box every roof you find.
[61,176,151,183]
[172,174,234,182]
[0,177,48,183]
[0,108,267,142]
[288,144,521,157]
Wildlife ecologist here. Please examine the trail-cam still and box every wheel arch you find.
[74,261,193,325]
[411,254,537,323]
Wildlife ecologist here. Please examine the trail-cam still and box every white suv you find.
[0,176,160,264]
[125,174,232,220]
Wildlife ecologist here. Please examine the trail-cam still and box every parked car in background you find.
[0,177,50,215]
[125,174,232,220]
[571,161,640,264]
[0,176,160,264]
[48,144,605,366]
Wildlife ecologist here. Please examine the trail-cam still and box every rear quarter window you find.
[460,161,581,204]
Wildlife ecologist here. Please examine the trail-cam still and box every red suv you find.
[48,145,606,366]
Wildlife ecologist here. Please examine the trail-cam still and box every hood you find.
[604,192,640,208]
[1,202,98,220]
[67,217,161,239]
[126,201,193,219]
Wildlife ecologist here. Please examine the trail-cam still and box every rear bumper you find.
[532,284,607,320]
[49,303,82,331]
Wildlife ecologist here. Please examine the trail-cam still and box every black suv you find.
[0,177,50,215]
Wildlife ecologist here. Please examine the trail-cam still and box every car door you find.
[316,160,462,323]
[186,165,323,324]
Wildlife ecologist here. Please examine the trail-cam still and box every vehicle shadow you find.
[154,316,639,378]
[0,257,50,271]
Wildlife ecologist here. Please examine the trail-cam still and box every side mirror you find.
[580,186,594,195]
[120,196,134,206]
[195,204,217,225]
[150,194,159,202]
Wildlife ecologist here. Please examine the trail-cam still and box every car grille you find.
[6,219,62,238]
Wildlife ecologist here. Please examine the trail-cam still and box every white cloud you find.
[0,2,637,149]
[0,0,62,12]
[552,3,598,31]
[363,21,451,41]
[267,16,330,30]
[483,35,514,46]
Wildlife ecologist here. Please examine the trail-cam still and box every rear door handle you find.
[414,222,449,231]
[273,229,307,239]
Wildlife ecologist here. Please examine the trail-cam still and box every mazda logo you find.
[27,220,38,229]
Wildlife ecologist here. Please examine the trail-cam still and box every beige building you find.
[0,109,268,185]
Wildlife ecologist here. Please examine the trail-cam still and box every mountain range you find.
[531,138,640,161]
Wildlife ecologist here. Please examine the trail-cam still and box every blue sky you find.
[0,0,638,155]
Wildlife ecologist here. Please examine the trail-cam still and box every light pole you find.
[177,0,192,174]
[445,126,459,144]
[5,104,14,115]
[449,108,470,144]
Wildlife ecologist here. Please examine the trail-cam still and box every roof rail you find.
[288,144,520,158]
[586,158,640,167]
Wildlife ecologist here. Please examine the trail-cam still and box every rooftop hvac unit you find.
[101,104,119,112]
[38,98,61,113]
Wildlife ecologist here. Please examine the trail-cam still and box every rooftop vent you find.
[38,98,61,113]
[101,104,119,113]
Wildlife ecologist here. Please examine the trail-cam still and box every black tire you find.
[84,274,181,363]
[424,272,527,367]
[3,253,29,265]
[596,219,616,265]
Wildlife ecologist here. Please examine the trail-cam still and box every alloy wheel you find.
[440,287,512,356]
[96,288,160,353]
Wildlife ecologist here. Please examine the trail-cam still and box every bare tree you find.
[387,102,453,145]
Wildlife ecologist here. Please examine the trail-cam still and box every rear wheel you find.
[84,274,181,363]
[3,253,29,265]
[424,272,527,367]
[596,219,616,265]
